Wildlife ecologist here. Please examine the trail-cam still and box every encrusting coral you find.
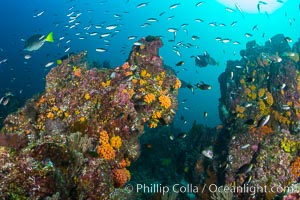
[97,143,116,160]
[144,93,156,104]
[110,135,122,149]
[289,157,300,179]
[158,95,172,109]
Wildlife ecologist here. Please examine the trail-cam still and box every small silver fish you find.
[235,3,244,18]
[128,36,137,40]
[167,28,177,33]
[230,21,238,26]
[221,38,231,43]
[24,54,31,60]
[281,105,290,110]
[100,33,111,38]
[245,33,253,38]
[245,103,252,108]
[65,47,70,53]
[241,144,250,149]
[45,62,54,68]
[89,32,98,36]
[105,25,118,30]
[0,97,4,104]
[225,7,235,12]
[195,1,204,7]
[169,135,174,140]
[202,149,213,159]
[169,3,180,9]
[136,2,149,8]
[133,42,144,46]
[258,115,270,127]
[2,98,9,106]
[147,18,158,22]
[96,48,107,53]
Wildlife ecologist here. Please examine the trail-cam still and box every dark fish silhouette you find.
[195,52,217,67]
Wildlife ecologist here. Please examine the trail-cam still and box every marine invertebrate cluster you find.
[158,95,172,109]
[258,88,266,98]
[265,91,273,106]
[289,157,300,179]
[152,111,162,119]
[235,105,245,114]
[97,130,117,160]
[280,137,299,153]
[112,168,131,188]
[97,142,116,160]
[144,93,156,104]
[173,78,181,90]
[110,135,122,149]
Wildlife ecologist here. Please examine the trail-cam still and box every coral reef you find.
[0,36,179,199]
[218,34,300,199]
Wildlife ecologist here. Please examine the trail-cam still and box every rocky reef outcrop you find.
[218,34,300,199]
[0,36,180,199]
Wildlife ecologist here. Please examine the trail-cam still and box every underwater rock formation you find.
[0,36,180,199]
[218,34,300,199]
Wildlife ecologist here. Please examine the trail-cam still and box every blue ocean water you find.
[0,0,298,130]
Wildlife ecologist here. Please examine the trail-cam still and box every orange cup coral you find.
[158,95,171,109]
[118,159,128,168]
[265,92,273,105]
[47,112,55,119]
[244,88,251,95]
[112,168,130,188]
[140,69,150,78]
[121,62,130,69]
[84,93,91,100]
[73,68,82,77]
[290,157,300,178]
[97,143,116,160]
[235,105,245,114]
[152,111,162,119]
[110,136,122,149]
[174,78,181,89]
[101,80,111,88]
[259,125,273,136]
[99,130,109,144]
[250,85,256,91]
[149,120,158,128]
[258,88,266,98]
[144,93,156,104]
[259,100,266,112]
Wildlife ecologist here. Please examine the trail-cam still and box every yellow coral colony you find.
[98,130,116,160]
[174,78,181,90]
[84,93,91,100]
[97,143,116,160]
[99,130,109,144]
[158,95,171,109]
[140,69,150,78]
[149,120,159,128]
[152,111,162,119]
[110,136,122,149]
[144,93,156,104]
